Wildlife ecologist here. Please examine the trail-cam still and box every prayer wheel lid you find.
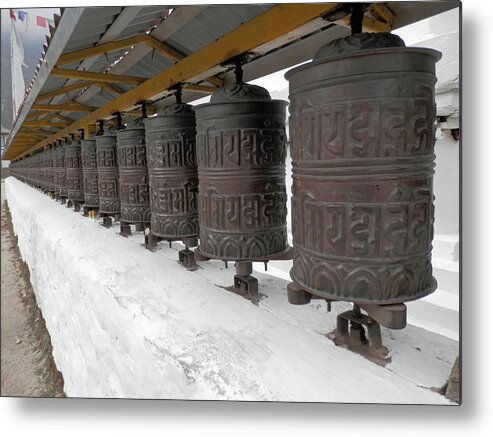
[102,126,116,136]
[210,82,272,103]
[156,102,195,116]
[313,32,406,61]
[124,117,145,130]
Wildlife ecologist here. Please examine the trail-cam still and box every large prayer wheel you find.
[195,80,288,261]
[66,137,84,203]
[144,101,199,241]
[286,33,441,304]
[96,127,120,215]
[81,137,99,208]
[116,118,151,224]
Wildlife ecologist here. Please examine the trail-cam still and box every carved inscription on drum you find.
[120,182,149,205]
[292,186,432,260]
[292,98,433,160]
[117,144,147,167]
[151,180,197,215]
[147,132,196,168]
[199,186,287,232]
[97,147,118,167]
[196,127,286,168]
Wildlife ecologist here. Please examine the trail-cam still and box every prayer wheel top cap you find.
[124,117,145,131]
[102,126,116,137]
[210,82,272,103]
[313,32,406,61]
[155,102,195,117]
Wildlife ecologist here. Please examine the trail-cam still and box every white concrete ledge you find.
[5,177,452,403]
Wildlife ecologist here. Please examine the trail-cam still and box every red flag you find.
[10,9,16,21]
[36,16,46,27]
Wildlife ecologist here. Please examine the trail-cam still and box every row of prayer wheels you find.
[9,31,441,359]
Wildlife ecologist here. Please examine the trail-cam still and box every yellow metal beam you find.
[51,67,146,85]
[32,103,96,112]
[12,3,339,160]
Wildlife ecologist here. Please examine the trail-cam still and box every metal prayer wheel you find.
[46,148,54,193]
[96,126,120,216]
[144,93,199,259]
[196,83,288,261]
[53,145,60,195]
[196,63,288,293]
[34,152,41,189]
[116,117,151,227]
[81,137,99,208]
[286,33,441,307]
[56,143,68,200]
[66,136,84,205]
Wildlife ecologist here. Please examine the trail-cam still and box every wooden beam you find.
[36,81,93,101]
[141,34,184,63]
[336,15,391,32]
[57,34,147,65]
[32,103,95,112]
[95,81,125,96]
[23,121,69,128]
[15,3,339,159]
[140,34,223,88]
[51,67,146,85]
[52,114,76,124]
[184,84,217,94]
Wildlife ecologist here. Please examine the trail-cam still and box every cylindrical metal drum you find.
[195,82,288,261]
[55,145,66,198]
[81,137,99,208]
[66,137,84,203]
[46,148,54,192]
[286,33,441,304]
[144,102,199,241]
[39,151,46,190]
[116,118,150,224]
[96,127,120,214]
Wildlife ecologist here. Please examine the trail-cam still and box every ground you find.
[0,180,64,397]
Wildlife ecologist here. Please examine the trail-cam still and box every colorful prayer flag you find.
[10,9,16,21]
[18,10,27,21]
[36,16,46,28]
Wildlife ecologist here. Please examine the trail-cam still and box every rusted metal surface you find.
[286,33,441,304]
[66,137,84,203]
[116,118,151,224]
[81,137,99,208]
[144,98,199,241]
[195,79,288,262]
[96,127,120,215]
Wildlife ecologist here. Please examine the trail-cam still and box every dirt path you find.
[1,180,64,397]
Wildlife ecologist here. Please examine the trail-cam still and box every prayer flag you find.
[36,16,46,28]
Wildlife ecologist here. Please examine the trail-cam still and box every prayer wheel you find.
[81,136,99,208]
[66,136,84,204]
[286,32,441,305]
[195,76,288,262]
[116,118,151,225]
[144,96,199,243]
[96,127,120,215]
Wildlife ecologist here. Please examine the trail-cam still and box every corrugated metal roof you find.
[4,2,460,160]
